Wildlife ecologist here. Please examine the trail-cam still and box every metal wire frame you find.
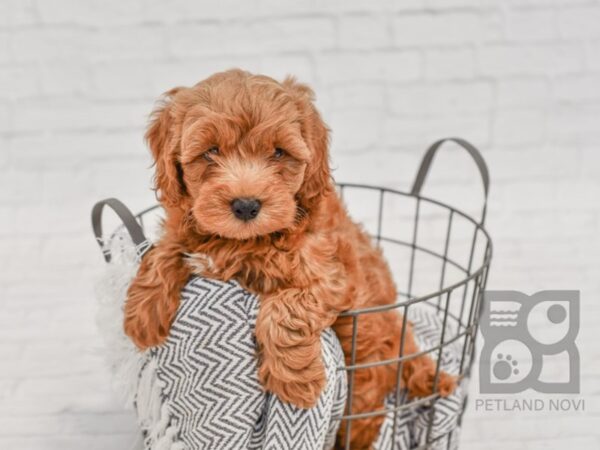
[335,183,492,450]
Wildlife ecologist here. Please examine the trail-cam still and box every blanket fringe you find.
[137,359,183,450]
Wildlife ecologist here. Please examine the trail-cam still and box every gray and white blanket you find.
[96,242,465,450]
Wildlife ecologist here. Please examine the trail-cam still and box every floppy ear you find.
[145,87,187,208]
[283,77,333,211]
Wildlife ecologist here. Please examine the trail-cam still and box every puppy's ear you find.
[146,87,187,208]
[283,77,333,210]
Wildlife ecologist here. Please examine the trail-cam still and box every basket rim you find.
[337,182,490,232]
[334,183,492,317]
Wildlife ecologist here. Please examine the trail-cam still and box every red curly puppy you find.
[125,69,455,449]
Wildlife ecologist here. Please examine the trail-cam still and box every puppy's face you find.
[147,70,331,240]
[180,107,309,239]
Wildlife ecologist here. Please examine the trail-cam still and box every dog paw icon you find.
[484,339,531,387]
[493,353,519,380]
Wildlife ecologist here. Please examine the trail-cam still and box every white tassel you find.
[93,231,146,407]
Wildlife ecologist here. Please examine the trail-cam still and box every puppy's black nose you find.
[231,198,261,221]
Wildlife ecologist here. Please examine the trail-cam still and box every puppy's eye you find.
[203,146,219,161]
[273,148,286,159]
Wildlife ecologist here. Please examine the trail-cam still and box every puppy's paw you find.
[270,374,326,409]
[407,366,457,399]
[259,349,327,409]
[124,279,177,350]
[124,308,170,349]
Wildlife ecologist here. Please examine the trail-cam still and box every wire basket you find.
[92,137,492,450]
[334,138,492,449]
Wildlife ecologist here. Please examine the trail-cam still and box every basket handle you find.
[91,198,151,263]
[410,137,489,224]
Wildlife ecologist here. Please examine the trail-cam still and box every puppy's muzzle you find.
[231,198,261,221]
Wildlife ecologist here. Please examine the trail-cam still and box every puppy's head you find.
[147,69,331,240]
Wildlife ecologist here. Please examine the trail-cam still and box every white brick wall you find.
[1,1,599,449]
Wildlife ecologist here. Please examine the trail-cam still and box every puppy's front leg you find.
[255,288,339,409]
[124,240,191,350]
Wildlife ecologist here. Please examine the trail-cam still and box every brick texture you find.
[1,1,599,449]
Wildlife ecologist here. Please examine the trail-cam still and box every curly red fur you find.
[124,69,456,449]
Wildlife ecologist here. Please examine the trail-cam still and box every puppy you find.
[124,69,455,449]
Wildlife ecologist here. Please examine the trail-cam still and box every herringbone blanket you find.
[95,241,465,450]
[130,278,464,450]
